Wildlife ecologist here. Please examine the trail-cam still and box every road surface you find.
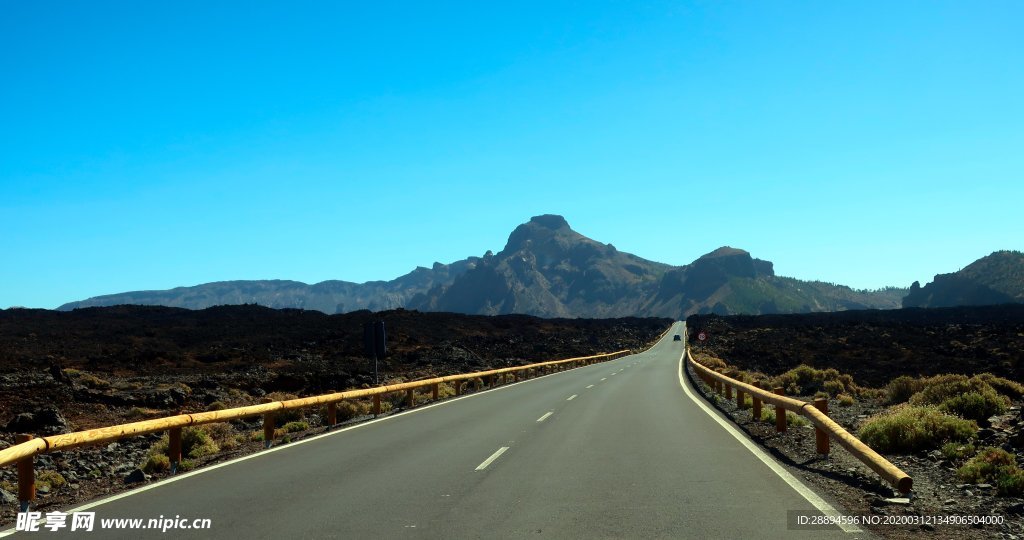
[7,322,863,538]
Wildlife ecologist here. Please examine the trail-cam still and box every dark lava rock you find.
[3,408,69,435]
[123,469,148,484]
[0,489,16,505]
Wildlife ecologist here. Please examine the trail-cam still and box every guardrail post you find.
[752,382,762,420]
[263,412,275,448]
[814,398,830,454]
[735,386,744,408]
[406,388,415,407]
[168,427,183,473]
[432,383,439,400]
[725,383,733,400]
[327,403,338,427]
[15,434,34,512]
[773,387,787,432]
[453,381,461,396]
[488,375,495,388]
[373,395,382,416]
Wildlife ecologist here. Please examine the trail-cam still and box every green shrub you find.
[885,376,925,404]
[182,427,219,458]
[771,364,860,397]
[697,355,727,370]
[36,471,66,490]
[909,375,1009,422]
[64,369,111,389]
[837,394,855,407]
[859,405,977,453]
[281,421,309,433]
[998,468,1024,496]
[205,401,227,411]
[941,442,976,461]
[975,373,1024,400]
[142,454,170,473]
[325,401,363,423]
[146,426,220,462]
[757,407,808,427]
[958,447,1018,492]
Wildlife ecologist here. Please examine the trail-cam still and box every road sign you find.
[697,331,708,342]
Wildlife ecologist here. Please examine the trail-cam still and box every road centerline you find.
[475,447,510,471]
[536,412,553,422]
[566,394,577,401]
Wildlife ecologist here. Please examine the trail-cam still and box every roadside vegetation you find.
[691,351,1024,497]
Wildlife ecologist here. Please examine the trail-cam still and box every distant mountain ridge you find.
[61,215,907,318]
[903,250,1024,308]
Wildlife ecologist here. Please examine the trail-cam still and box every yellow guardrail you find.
[686,348,912,494]
[1,349,632,509]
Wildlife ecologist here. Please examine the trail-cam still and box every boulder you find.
[124,469,148,484]
[3,407,69,435]
[0,488,17,505]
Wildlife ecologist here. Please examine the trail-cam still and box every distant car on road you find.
[673,334,681,341]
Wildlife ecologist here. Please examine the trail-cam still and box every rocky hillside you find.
[59,258,482,314]
[60,215,906,318]
[903,250,1024,308]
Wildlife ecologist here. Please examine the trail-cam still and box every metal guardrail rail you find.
[1,349,631,510]
[686,349,913,494]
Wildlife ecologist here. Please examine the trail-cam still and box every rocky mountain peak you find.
[699,246,750,259]
[690,246,773,280]
[502,214,578,254]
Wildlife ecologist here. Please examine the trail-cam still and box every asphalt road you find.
[8,322,862,539]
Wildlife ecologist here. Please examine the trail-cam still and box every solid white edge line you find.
[566,394,577,401]
[675,346,862,535]
[536,412,553,422]
[475,447,509,470]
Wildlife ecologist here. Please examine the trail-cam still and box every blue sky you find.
[2,1,1022,309]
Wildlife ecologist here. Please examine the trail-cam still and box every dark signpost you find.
[364,320,386,385]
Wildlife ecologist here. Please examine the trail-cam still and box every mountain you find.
[409,215,904,317]
[407,215,671,317]
[60,214,907,318]
[903,250,1024,308]
[59,259,481,314]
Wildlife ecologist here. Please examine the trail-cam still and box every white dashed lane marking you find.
[475,447,509,471]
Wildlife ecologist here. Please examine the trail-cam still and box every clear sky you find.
[2,1,1022,309]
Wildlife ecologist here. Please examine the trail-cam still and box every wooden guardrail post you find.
[15,434,34,512]
[773,387,787,432]
[735,385,744,408]
[453,381,461,396]
[814,398,830,454]
[432,383,440,400]
[373,395,382,416]
[725,383,733,400]
[752,382,762,420]
[168,427,183,473]
[327,403,338,427]
[406,388,415,407]
[263,412,275,448]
